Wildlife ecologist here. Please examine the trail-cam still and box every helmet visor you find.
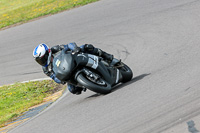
[35,51,49,66]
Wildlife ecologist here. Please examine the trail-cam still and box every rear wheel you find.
[119,63,133,83]
[76,72,112,94]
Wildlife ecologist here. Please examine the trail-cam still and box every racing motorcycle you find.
[52,50,133,94]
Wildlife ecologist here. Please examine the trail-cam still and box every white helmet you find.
[33,43,52,66]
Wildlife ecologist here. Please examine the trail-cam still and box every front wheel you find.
[76,73,112,94]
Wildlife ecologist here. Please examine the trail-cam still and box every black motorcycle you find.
[52,50,133,94]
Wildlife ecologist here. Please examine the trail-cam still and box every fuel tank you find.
[52,50,75,81]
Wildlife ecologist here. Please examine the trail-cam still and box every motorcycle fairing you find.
[52,50,75,81]
[87,54,98,69]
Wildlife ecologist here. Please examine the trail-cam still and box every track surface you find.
[1,0,200,132]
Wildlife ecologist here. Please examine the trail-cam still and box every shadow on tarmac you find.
[86,73,151,99]
[111,73,151,92]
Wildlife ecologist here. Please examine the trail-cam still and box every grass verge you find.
[0,0,98,29]
[0,80,65,128]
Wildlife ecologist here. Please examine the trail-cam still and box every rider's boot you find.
[97,49,113,62]
[84,44,114,62]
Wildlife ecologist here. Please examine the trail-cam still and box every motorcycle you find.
[52,49,133,94]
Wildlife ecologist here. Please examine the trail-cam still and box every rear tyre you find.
[76,73,112,94]
[119,63,133,83]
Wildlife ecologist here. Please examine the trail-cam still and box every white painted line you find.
[20,77,51,83]
[0,77,51,87]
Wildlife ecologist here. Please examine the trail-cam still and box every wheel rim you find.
[86,74,106,86]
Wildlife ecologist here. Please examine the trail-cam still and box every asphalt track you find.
[1,0,200,132]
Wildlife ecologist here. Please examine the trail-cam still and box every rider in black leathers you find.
[33,42,113,95]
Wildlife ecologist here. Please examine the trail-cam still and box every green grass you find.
[0,0,98,29]
[0,80,64,127]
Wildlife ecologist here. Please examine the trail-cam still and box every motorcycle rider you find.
[33,42,114,95]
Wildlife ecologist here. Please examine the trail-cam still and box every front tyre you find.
[76,73,112,94]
